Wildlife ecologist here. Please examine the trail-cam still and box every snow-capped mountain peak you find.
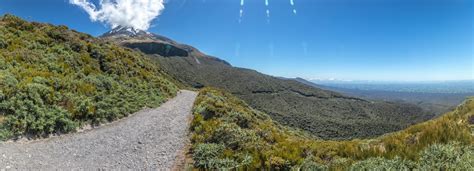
[101,26,151,37]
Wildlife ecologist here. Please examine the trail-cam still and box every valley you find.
[305,79,474,115]
[190,87,473,169]
[99,28,436,140]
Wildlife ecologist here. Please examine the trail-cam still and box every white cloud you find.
[70,0,165,30]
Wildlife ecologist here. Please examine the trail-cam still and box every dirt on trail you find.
[0,90,197,170]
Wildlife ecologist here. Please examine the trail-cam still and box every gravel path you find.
[0,90,197,170]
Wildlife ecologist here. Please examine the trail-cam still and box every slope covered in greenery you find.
[103,33,434,140]
[0,15,178,140]
[190,87,473,170]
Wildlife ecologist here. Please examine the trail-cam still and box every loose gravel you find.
[0,90,197,170]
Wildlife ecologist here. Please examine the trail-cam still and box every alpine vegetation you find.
[190,87,473,170]
[0,15,178,140]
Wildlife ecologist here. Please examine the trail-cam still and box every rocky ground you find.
[0,90,197,170]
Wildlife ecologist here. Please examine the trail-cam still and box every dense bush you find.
[294,156,328,171]
[0,14,178,139]
[190,88,474,170]
[350,143,474,170]
[419,142,474,170]
[349,157,416,170]
[192,143,252,170]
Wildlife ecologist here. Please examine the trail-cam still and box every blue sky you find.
[0,0,472,81]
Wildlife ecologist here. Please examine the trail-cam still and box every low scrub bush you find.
[419,142,474,170]
[0,15,178,140]
[349,157,416,171]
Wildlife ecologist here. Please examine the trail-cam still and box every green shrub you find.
[419,142,474,170]
[192,143,226,169]
[0,82,78,136]
[349,157,416,171]
[293,156,328,171]
[0,39,7,49]
[211,123,257,150]
[0,58,6,69]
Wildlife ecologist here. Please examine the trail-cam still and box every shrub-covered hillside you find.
[112,33,434,140]
[0,15,178,140]
[190,88,473,170]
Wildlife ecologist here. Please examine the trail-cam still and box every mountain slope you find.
[0,15,178,140]
[190,87,473,170]
[101,30,434,140]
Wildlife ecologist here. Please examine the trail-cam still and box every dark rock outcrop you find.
[123,42,188,57]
